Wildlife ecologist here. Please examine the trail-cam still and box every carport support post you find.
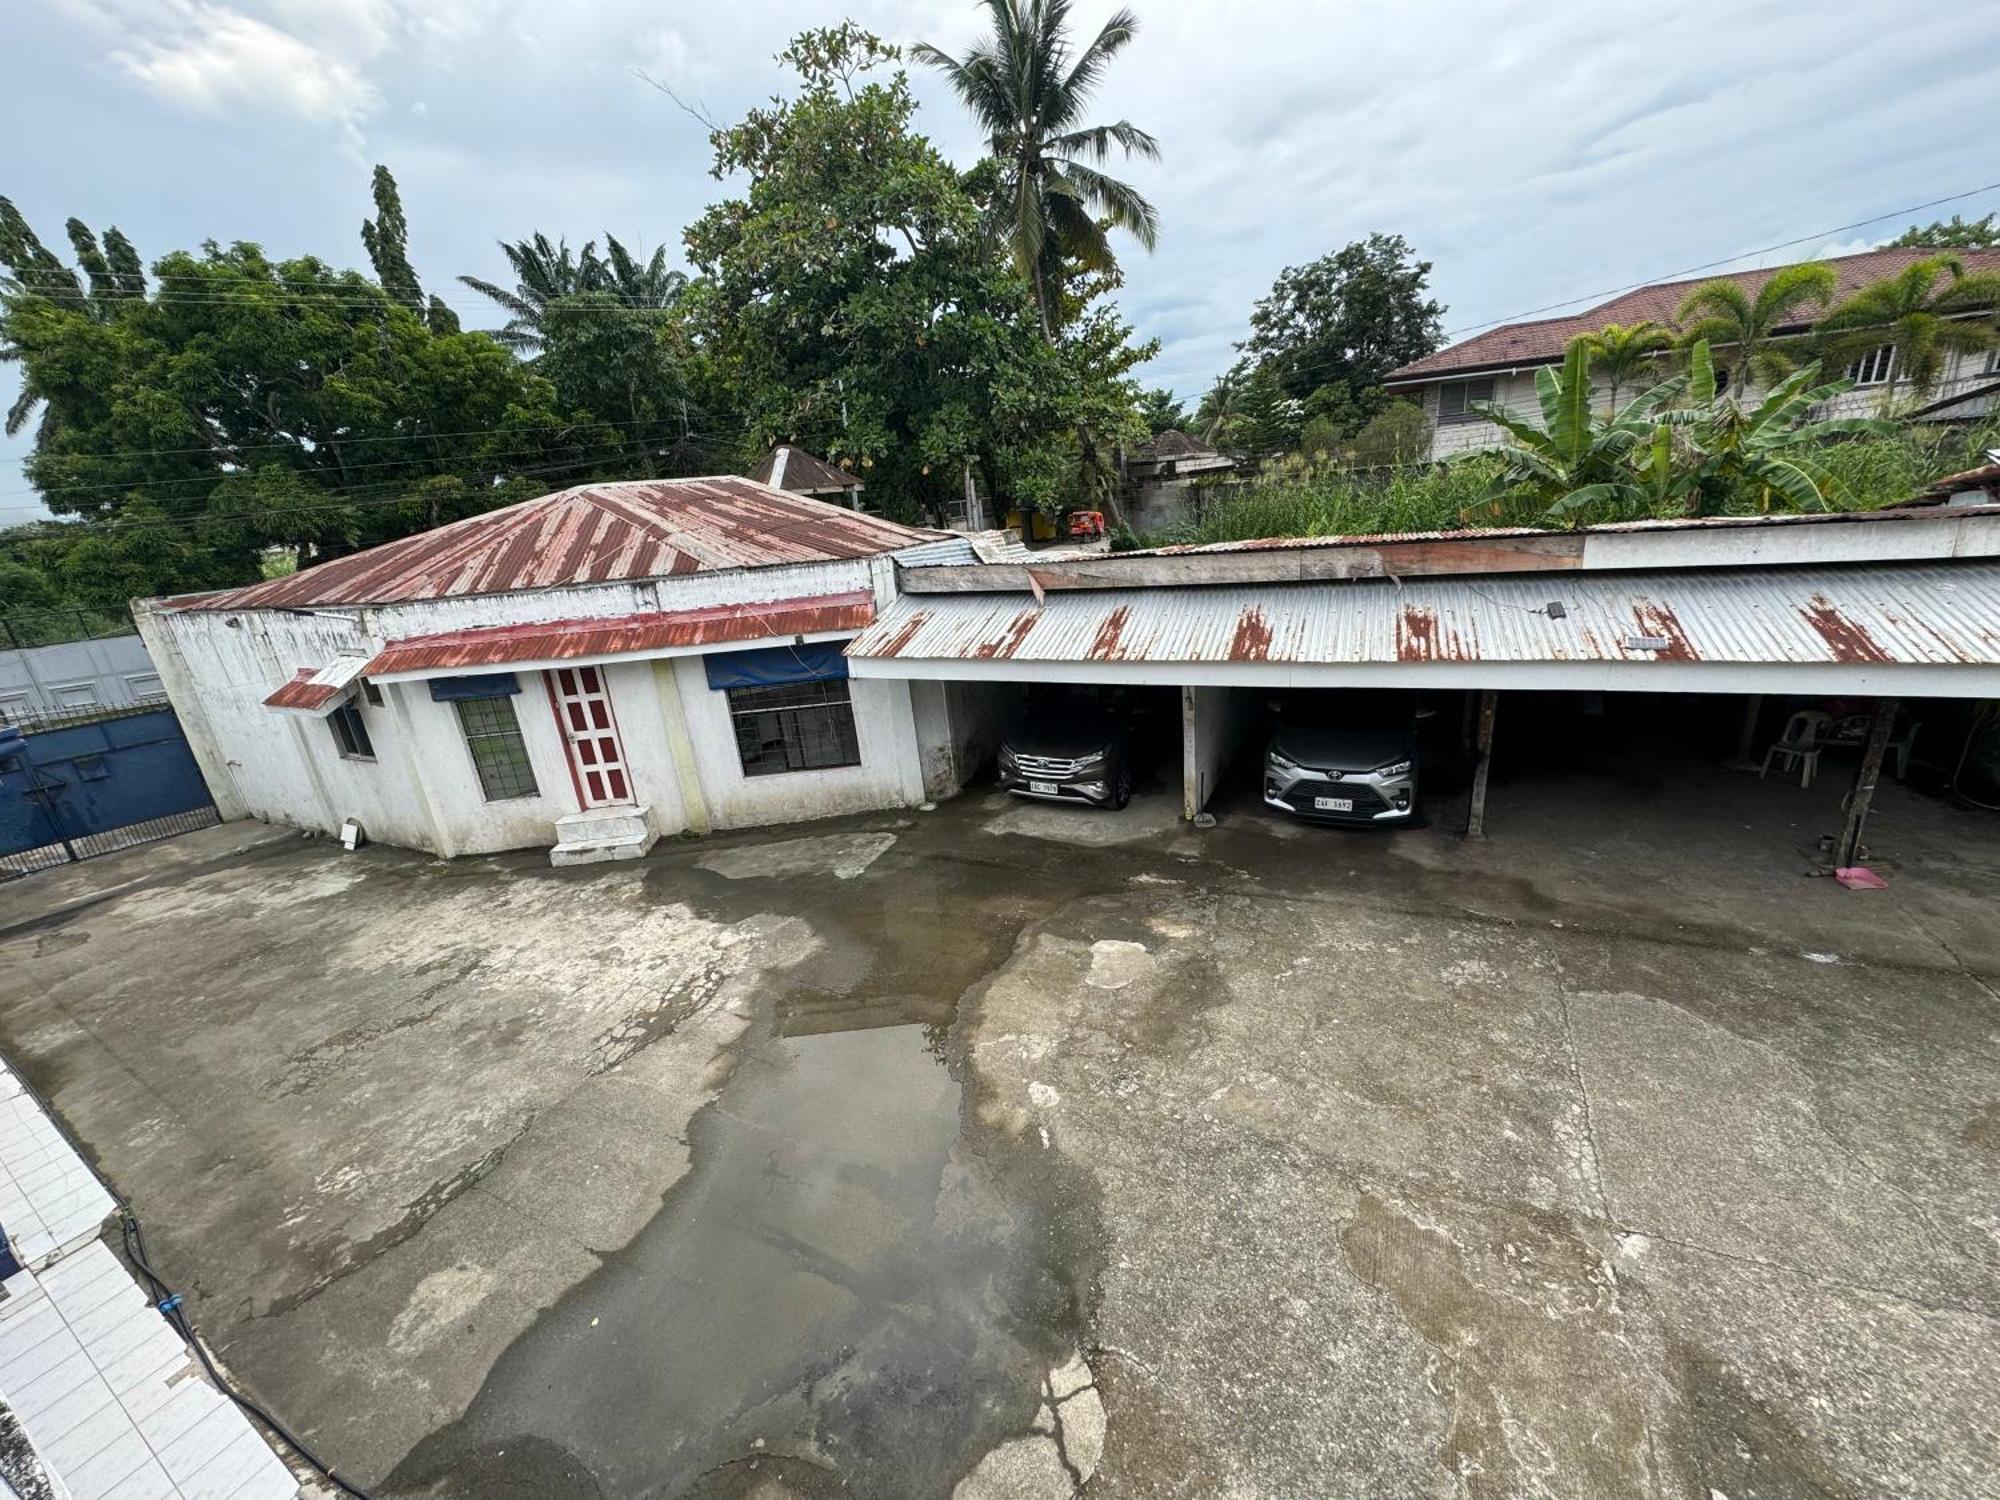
[1834,697,1899,868]
[1733,694,1764,769]
[1465,690,1498,840]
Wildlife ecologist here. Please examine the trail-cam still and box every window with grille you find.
[455,696,539,801]
[728,680,861,777]
[1846,346,1895,386]
[329,701,374,760]
[1437,377,1497,423]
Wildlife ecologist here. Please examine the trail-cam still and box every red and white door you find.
[546,666,633,807]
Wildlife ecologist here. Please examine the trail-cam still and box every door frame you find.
[543,666,636,808]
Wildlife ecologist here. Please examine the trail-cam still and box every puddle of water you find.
[388,858,1099,1499]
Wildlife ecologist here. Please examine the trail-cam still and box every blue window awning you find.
[429,673,522,702]
[703,641,849,691]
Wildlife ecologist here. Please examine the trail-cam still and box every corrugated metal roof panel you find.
[262,653,369,714]
[365,592,875,676]
[848,564,2000,668]
[193,477,944,611]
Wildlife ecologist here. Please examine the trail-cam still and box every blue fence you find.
[1,704,218,876]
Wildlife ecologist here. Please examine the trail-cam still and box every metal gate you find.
[0,702,219,877]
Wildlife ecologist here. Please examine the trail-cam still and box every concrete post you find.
[1465,689,1498,840]
[651,658,712,836]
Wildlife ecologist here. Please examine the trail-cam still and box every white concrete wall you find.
[1182,685,1256,818]
[668,655,927,832]
[136,554,940,856]
[1410,346,2000,459]
[0,634,162,721]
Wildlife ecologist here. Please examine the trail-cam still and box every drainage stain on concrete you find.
[386,845,1106,1499]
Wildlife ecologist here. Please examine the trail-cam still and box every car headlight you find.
[1377,759,1413,777]
[1269,750,1301,774]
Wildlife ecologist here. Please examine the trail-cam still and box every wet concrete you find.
[388,831,1106,1498]
[1,766,1997,1498]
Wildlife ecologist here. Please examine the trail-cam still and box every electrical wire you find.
[0,1056,375,1498]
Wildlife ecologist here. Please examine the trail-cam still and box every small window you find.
[1846,346,1895,386]
[728,680,861,777]
[329,700,375,760]
[1985,348,2000,377]
[455,696,539,801]
[1437,377,1497,423]
[361,678,384,707]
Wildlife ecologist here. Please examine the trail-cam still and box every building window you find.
[1436,377,1497,424]
[329,700,375,760]
[1846,346,1895,386]
[361,678,384,707]
[455,696,539,801]
[728,680,861,777]
[1986,348,2000,377]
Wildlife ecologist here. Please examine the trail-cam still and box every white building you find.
[1388,247,2000,459]
[135,477,1004,863]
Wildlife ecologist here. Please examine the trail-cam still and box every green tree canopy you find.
[1815,253,2000,406]
[1674,262,1836,388]
[1887,214,2000,250]
[681,23,1151,522]
[1573,319,1673,410]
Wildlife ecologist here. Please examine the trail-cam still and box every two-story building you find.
[1388,247,2000,459]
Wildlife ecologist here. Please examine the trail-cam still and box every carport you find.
[847,505,2000,855]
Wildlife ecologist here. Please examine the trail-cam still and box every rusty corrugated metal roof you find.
[848,564,2000,668]
[750,445,865,495]
[262,654,368,714]
[365,592,875,676]
[192,478,943,611]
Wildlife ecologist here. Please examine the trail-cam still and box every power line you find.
[1435,180,2000,341]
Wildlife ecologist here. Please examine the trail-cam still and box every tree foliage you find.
[681,23,1151,521]
[1572,319,1673,409]
[459,233,686,355]
[914,0,1158,338]
[1674,263,1836,387]
[1814,253,2000,406]
[1887,214,2000,250]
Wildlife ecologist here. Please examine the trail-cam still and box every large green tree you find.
[1887,214,2000,250]
[1240,233,1444,437]
[914,0,1159,339]
[682,24,1150,523]
[460,233,686,355]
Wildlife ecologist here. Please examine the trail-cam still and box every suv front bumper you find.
[1264,761,1416,824]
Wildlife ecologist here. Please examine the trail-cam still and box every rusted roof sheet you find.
[1908,460,2000,506]
[750,445,865,494]
[192,478,943,611]
[262,654,369,714]
[365,592,875,676]
[1389,248,2000,382]
[848,564,2000,669]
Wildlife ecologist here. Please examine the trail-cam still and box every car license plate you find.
[1313,796,1354,812]
[1030,780,1061,795]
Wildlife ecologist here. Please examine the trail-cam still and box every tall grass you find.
[1158,418,2000,547]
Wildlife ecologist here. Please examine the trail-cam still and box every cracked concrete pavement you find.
[0,756,1995,1497]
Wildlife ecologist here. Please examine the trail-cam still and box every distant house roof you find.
[1389,247,2000,384]
[751,444,864,496]
[1135,429,1217,460]
[179,477,944,611]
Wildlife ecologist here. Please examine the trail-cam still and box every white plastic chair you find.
[1761,710,1832,787]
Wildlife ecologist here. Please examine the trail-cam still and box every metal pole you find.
[1465,689,1498,839]
[1834,697,1899,868]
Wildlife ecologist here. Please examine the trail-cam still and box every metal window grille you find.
[455,696,539,801]
[728,680,861,777]
[329,701,375,759]
[1437,377,1496,423]
[1846,346,1895,386]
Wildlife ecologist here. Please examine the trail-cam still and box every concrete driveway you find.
[0,758,1995,1498]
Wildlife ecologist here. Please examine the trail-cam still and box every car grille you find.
[1275,779,1391,817]
[1013,753,1093,777]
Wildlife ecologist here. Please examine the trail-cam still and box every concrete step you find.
[549,829,658,867]
[554,805,653,844]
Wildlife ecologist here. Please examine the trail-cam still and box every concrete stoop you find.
[550,804,659,867]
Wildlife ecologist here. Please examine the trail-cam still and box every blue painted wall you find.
[0,708,212,857]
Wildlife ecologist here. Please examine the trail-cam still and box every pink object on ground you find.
[1835,866,1889,890]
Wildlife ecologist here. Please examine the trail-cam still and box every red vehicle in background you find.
[1065,510,1106,540]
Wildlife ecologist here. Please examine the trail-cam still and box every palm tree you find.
[914,0,1160,339]
[598,234,687,310]
[1674,262,1837,392]
[459,235,599,355]
[1572,320,1672,411]
[1814,253,2000,410]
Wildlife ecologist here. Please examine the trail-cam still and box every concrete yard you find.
[0,758,1996,1498]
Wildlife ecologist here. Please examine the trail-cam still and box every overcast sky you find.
[7,0,2000,522]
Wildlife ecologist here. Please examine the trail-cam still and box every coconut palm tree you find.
[598,235,686,310]
[460,234,685,356]
[1813,253,2000,410]
[914,0,1159,339]
[1674,262,1838,392]
[1572,320,1672,411]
